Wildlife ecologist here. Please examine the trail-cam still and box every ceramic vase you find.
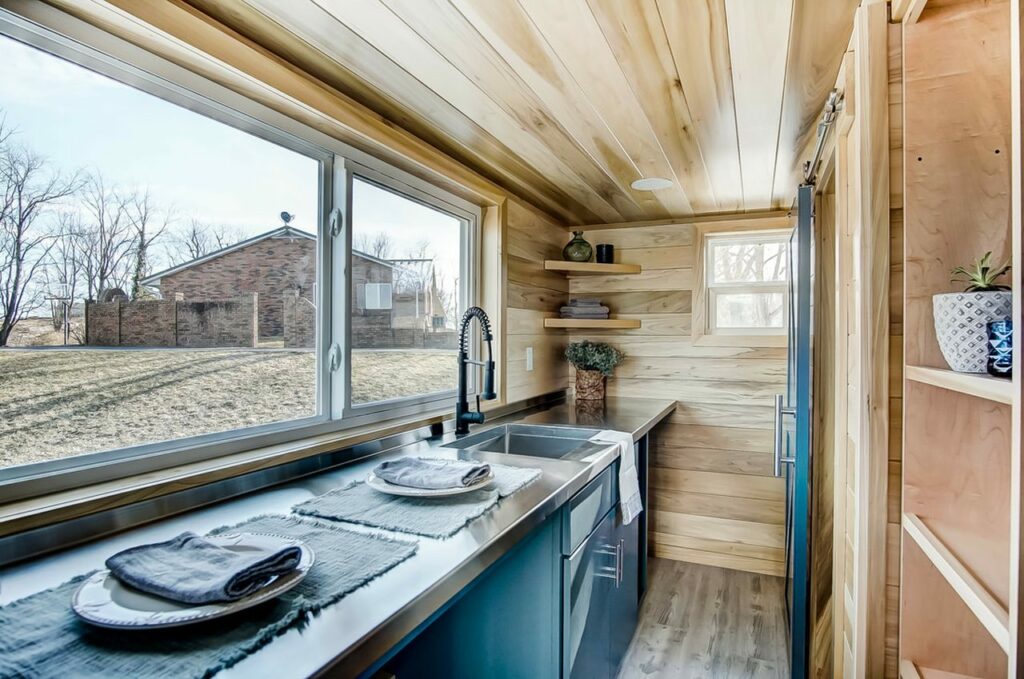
[575,369,606,401]
[932,291,1012,372]
[562,231,593,262]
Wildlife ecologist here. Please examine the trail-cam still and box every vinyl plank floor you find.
[618,559,789,679]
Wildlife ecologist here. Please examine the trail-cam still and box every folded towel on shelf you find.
[567,298,603,307]
[560,313,610,320]
[374,456,492,489]
[560,305,610,316]
[106,531,303,604]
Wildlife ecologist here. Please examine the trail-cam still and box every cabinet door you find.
[609,509,640,675]
[566,509,617,679]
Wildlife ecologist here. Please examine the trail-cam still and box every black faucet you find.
[456,306,496,435]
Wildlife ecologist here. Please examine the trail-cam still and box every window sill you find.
[0,408,455,539]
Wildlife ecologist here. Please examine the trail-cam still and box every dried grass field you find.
[0,348,456,468]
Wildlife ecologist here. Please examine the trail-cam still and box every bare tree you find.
[168,219,241,265]
[75,174,135,300]
[43,211,84,330]
[354,231,393,260]
[0,126,81,346]
[126,189,172,299]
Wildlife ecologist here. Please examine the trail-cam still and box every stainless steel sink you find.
[444,424,610,460]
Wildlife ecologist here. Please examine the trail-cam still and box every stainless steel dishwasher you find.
[561,463,640,679]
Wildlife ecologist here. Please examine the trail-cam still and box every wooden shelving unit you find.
[544,260,643,330]
[542,318,641,330]
[905,366,1013,405]
[898,1,1020,677]
[902,513,1010,651]
[899,659,981,679]
[543,260,641,275]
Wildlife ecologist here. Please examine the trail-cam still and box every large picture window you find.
[0,11,477,498]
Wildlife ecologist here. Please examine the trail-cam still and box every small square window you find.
[703,232,789,337]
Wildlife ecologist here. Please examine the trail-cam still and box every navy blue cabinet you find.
[377,440,647,679]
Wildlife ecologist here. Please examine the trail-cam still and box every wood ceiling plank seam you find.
[763,0,799,216]
[722,0,796,210]
[585,0,720,215]
[195,0,597,222]
[511,0,696,217]
[377,0,656,222]
[577,0,699,214]
[303,0,630,223]
[654,0,744,213]
[448,0,685,221]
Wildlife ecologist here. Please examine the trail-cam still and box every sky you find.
[0,33,462,283]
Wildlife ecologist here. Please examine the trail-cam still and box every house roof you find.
[140,225,398,285]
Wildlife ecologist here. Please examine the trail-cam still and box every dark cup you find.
[596,244,614,264]
[987,319,1013,378]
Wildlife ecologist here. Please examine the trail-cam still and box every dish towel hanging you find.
[592,430,642,525]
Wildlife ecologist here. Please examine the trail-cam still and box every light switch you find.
[526,346,534,372]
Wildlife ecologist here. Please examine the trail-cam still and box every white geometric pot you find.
[932,291,1012,373]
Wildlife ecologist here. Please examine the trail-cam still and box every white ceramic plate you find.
[366,470,494,497]
[72,532,315,629]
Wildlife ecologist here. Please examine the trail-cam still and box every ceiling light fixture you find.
[630,177,673,191]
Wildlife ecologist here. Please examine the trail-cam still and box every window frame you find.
[0,7,480,503]
[335,162,479,425]
[692,223,792,348]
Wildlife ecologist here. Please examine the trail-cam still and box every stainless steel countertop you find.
[0,396,674,678]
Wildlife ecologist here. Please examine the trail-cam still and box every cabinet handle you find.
[617,539,624,586]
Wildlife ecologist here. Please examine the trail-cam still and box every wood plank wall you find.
[504,199,570,403]
[885,18,904,679]
[569,221,788,577]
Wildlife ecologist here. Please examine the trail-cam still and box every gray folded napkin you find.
[374,457,492,490]
[105,532,302,605]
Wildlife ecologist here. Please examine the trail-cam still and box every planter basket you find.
[933,291,1012,373]
[575,369,606,401]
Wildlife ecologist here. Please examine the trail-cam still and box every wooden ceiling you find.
[185,0,859,225]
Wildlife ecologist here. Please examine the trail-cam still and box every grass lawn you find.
[0,348,456,468]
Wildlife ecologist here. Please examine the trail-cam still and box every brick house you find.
[142,226,449,341]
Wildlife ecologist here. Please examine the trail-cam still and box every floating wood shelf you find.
[543,260,642,275]
[903,512,1010,652]
[899,659,981,679]
[543,318,641,330]
[905,366,1013,405]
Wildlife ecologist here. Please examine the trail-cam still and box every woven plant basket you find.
[575,369,606,401]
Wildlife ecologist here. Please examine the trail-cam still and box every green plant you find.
[565,340,624,377]
[950,252,1011,292]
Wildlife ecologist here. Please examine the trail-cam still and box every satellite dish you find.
[280,211,294,225]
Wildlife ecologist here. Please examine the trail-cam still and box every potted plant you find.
[565,340,624,401]
[933,252,1012,373]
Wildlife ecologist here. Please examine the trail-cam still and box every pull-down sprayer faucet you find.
[456,306,496,435]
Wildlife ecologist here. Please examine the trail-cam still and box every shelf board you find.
[543,260,642,275]
[899,659,981,679]
[905,366,1013,405]
[903,512,1010,652]
[543,318,641,330]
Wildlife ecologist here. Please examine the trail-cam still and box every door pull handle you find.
[773,394,796,477]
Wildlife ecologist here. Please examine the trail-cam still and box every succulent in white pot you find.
[933,252,1012,373]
